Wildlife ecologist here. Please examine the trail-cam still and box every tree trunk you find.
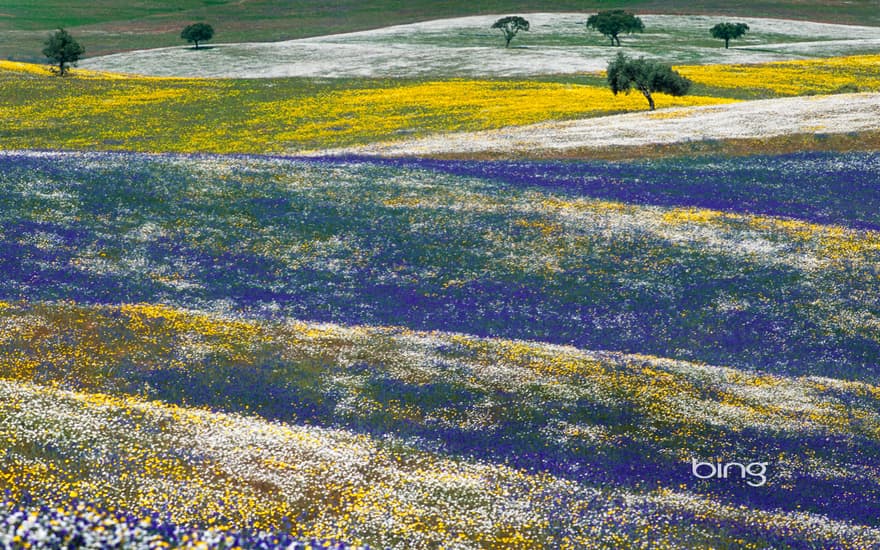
[641,89,655,110]
[610,35,615,46]
[725,38,730,49]
[58,61,65,76]
[195,40,200,49]
[505,36,511,48]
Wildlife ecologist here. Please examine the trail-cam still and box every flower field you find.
[2,151,879,378]
[5,53,880,157]
[679,54,880,95]
[0,62,728,154]
[0,149,878,546]
[0,302,879,548]
[3,6,880,548]
[343,91,880,157]
[79,15,880,79]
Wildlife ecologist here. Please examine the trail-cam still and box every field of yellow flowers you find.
[4,55,880,155]
[678,54,880,95]
[2,22,880,549]
[0,61,731,153]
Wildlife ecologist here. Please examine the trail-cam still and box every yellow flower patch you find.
[0,60,130,79]
[0,64,730,153]
[260,80,729,148]
[678,54,880,95]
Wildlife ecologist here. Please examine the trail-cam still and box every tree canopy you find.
[710,22,750,48]
[181,23,215,49]
[491,16,530,48]
[42,28,84,76]
[586,10,644,46]
[606,52,691,110]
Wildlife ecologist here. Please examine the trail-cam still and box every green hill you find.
[2,0,880,60]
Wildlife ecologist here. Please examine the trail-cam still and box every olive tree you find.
[181,23,214,49]
[42,28,84,76]
[606,53,691,110]
[710,22,750,49]
[491,16,530,48]
[586,10,644,46]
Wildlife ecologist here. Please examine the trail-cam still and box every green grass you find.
[0,0,225,29]
[2,0,879,60]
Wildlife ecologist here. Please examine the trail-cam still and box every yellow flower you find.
[678,54,880,95]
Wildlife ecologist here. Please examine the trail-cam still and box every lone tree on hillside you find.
[606,52,691,110]
[491,16,530,48]
[181,22,214,49]
[710,22,750,48]
[42,28,84,76]
[586,10,644,46]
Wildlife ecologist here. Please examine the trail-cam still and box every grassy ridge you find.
[2,149,879,546]
[6,0,880,31]
[2,151,878,379]
[1,300,879,547]
[0,62,732,153]
[2,1,880,60]
[0,378,873,549]
[2,56,879,154]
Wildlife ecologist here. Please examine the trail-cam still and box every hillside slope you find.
[335,92,880,157]
[80,15,880,78]
[1,301,879,547]
[3,1,880,60]
[2,150,878,379]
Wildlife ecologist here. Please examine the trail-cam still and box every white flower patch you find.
[337,93,880,156]
[81,14,880,78]
[127,222,168,243]
[738,37,880,56]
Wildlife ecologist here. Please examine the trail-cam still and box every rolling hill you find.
[2,2,880,548]
[3,0,880,60]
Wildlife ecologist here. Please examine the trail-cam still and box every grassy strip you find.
[429,130,880,161]
[2,1,880,59]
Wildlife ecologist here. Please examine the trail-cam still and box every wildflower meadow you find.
[1,5,879,549]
